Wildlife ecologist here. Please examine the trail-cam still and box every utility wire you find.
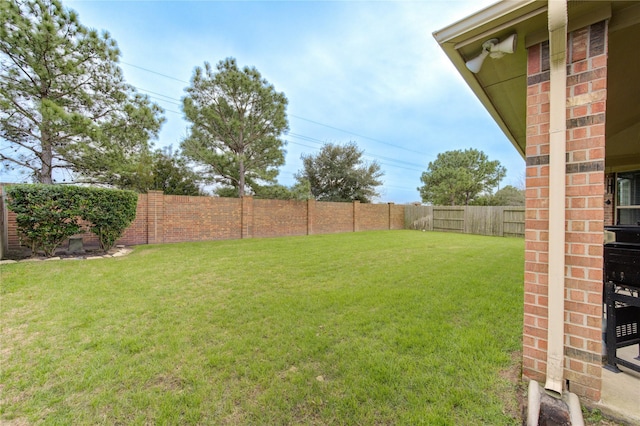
[121,61,189,84]
[133,82,428,172]
[289,114,431,157]
[120,60,428,191]
[286,133,424,171]
[121,61,433,158]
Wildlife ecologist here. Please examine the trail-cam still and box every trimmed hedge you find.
[80,188,138,251]
[6,185,83,257]
[6,184,138,256]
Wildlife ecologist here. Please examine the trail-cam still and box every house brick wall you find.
[524,21,608,402]
[2,190,406,254]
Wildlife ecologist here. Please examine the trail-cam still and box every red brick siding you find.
[6,207,18,249]
[524,21,607,402]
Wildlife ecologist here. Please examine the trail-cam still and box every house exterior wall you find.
[524,21,608,402]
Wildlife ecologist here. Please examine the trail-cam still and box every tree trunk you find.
[40,130,54,184]
[238,159,245,197]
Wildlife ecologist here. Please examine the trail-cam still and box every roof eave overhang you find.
[433,1,621,160]
[433,0,541,45]
[433,1,545,159]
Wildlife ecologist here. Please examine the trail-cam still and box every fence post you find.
[388,202,394,230]
[147,191,164,244]
[353,200,360,232]
[0,187,6,259]
[241,196,254,239]
[307,198,315,235]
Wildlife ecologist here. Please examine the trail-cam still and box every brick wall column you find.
[146,190,164,244]
[241,196,254,239]
[353,200,360,232]
[524,21,608,402]
[307,199,315,235]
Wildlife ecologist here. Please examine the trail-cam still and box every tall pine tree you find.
[181,58,288,197]
[0,0,164,184]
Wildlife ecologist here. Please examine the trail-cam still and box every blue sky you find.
[55,0,523,203]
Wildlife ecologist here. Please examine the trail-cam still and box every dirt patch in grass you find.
[146,374,188,392]
[497,351,526,422]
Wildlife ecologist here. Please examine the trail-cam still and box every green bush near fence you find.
[6,185,83,256]
[6,184,137,256]
[79,187,138,251]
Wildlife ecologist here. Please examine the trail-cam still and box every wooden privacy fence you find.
[404,205,525,238]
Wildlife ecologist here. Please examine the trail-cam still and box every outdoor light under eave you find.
[465,34,517,73]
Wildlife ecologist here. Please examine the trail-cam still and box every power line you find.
[286,139,422,174]
[131,85,429,170]
[120,61,434,157]
[288,114,432,157]
[121,61,189,84]
[138,87,183,105]
[286,133,424,172]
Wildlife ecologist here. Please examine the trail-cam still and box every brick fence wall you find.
[1,189,405,254]
[524,21,607,402]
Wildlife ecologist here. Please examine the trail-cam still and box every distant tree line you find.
[417,148,522,206]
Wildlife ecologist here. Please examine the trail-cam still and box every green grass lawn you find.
[1,231,524,425]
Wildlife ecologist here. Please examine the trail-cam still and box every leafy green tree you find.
[418,148,505,206]
[101,148,203,196]
[213,186,239,198]
[181,57,288,198]
[80,187,138,251]
[295,142,383,203]
[253,180,312,200]
[0,0,164,184]
[150,151,203,196]
[6,184,137,255]
[492,185,524,205]
[214,181,310,200]
[473,185,524,206]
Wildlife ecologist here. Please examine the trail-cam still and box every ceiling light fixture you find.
[465,34,517,74]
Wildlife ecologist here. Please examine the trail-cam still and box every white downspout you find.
[545,0,568,398]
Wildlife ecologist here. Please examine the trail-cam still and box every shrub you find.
[79,188,138,251]
[6,185,83,257]
[6,185,138,256]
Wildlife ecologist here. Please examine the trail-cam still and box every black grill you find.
[604,226,640,373]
